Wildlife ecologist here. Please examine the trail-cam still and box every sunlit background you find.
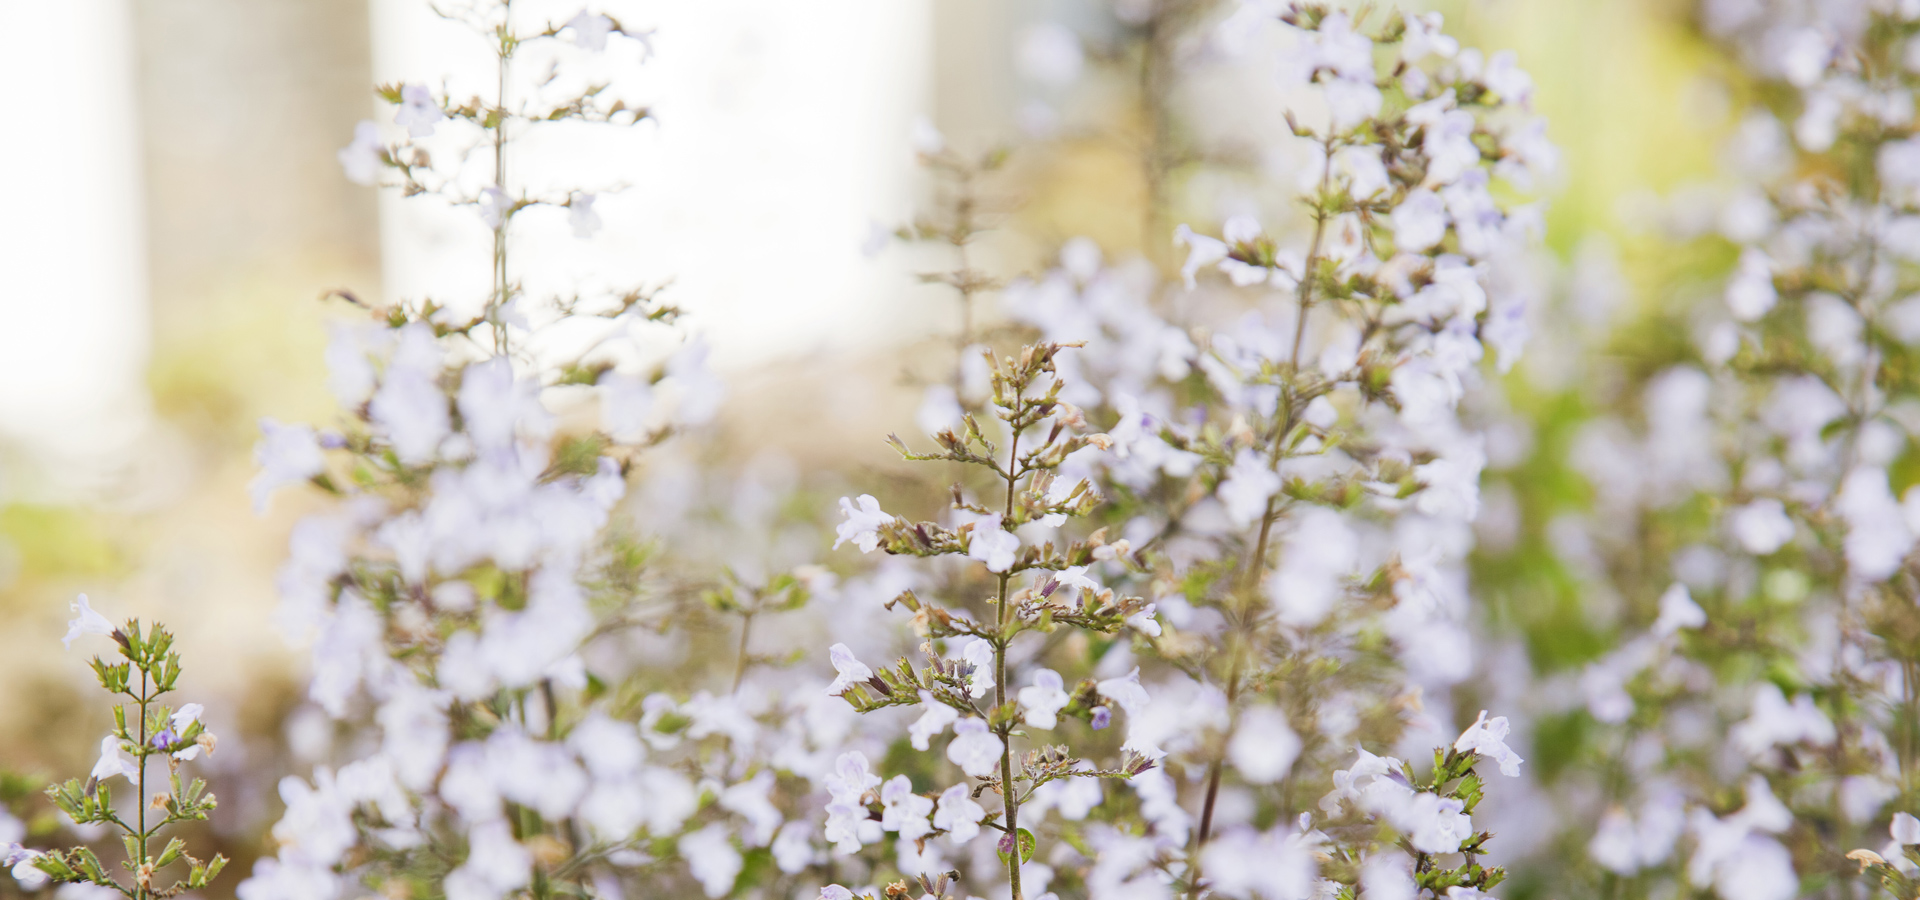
[0,0,1738,892]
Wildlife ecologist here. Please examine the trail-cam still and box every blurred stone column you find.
[0,0,150,496]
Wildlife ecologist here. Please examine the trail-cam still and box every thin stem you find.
[490,4,513,357]
[996,425,1024,900]
[731,612,755,693]
[1189,134,1337,891]
[136,669,149,900]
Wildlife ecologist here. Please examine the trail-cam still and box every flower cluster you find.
[19,599,227,898]
[829,4,1548,897]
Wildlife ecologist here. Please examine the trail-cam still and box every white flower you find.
[1482,50,1533,105]
[664,339,726,425]
[916,384,963,435]
[64,594,116,650]
[1401,12,1458,62]
[1229,705,1301,785]
[968,513,1020,572]
[1838,467,1916,582]
[909,691,958,750]
[1651,583,1707,636]
[1728,499,1794,555]
[1730,683,1835,757]
[566,10,614,52]
[1219,449,1281,527]
[1726,247,1778,321]
[394,84,444,138]
[1125,604,1162,637]
[824,752,881,851]
[773,821,816,874]
[1334,144,1390,199]
[1018,669,1071,729]
[1016,23,1083,87]
[251,418,326,514]
[1453,710,1524,777]
[90,736,138,783]
[679,823,742,898]
[823,643,873,696]
[1202,825,1321,900]
[1893,812,1920,845]
[946,718,1003,777]
[834,495,894,552]
[1402,792,1475,853]
[337,120,382,186]
[478,185,510,230]
[960,638,996,699]
[1268,507,1358,627]
[880,776,934,839]
[934,784,985,844]
[599,372,655,443]
[1325,77,1384,130]
[569,192,601,238]
[1174,224,1229,289]
[170,702,205,733]
[1096,667,1150,717]
[910,116,946,155]
[1361,850,1417,900]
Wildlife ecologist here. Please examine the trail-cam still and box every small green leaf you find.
[998,828,1037,865]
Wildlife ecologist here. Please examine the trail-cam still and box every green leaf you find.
[997,828,1037,865]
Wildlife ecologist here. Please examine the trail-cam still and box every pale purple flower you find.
[1173,224,1228,290]
[1728,499,1794,555]
[967,513,1019,572]
[394,84,444,138]
[1016,23,1083,87]
[834,495,894,552]
[569,192,602,238]
[1393,189,1448,252]
[934,784,985,844]
[1096,667,1150,717]
[90,736,138,783]
[1726,247,1778,321]
[251,418,326,514]
[64,594,115,650]
[1651,583,1707,636]
[566,10,614,52]
[879,776,933,839]
[1453,710,1524,777]
[1018,669,1071,729]
[337,121,382,185]
[478,186,510,230]
[909,690,958,750]
[959,638,996,699]
[1893,812,1920,845]
[825,643,873,696]
[1230,705,1302,784]
[1219,449,1281,527]
[679,823,742,898]
[946,718,1002,777]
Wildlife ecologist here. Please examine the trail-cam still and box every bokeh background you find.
[0,0,1742,894]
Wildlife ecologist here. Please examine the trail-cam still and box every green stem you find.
[1189,134,1336,898]
[136,669,149,900]
[732,612,755,693]
[997,425,1024,900]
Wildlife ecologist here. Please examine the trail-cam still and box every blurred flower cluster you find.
[28,1,1920,900]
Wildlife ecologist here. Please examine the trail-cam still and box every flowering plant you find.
[23,597,225,898]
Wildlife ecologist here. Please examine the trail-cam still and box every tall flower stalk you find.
[29,600,225,899]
